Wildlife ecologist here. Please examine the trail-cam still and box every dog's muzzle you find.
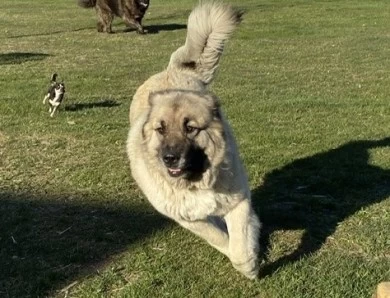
[162,147,184,177]
[161,144,209,179]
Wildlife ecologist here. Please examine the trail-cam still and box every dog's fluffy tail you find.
[51,73,57,82]
[77,0,96,8]
[168,1,243,85]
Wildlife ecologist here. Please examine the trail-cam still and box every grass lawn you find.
[0,0,389,297]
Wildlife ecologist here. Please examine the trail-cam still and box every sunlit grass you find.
[0,0,389,297]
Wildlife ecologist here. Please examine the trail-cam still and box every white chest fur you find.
[137,166,242,222]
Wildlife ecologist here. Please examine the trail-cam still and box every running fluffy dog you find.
[127,2,260,279]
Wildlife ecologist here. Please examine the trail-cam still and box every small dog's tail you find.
[168,1,243,85]
[51,73,57,82]
[77,0,96,8]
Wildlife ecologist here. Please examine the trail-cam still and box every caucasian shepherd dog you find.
[127,2,261,279]
[77,0,149,33]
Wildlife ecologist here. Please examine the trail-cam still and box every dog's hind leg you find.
[50,106,58,117]
[96,5,113,33]
[48,100,59,117]
[224,199,261,279]
[177,219,230,257]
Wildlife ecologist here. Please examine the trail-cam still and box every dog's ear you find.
[212,105,221,120]
[148,92,156,106]
[203,93,221,119]
[148,91,165,107]
[142,121,147,140]
[141,111,152,140]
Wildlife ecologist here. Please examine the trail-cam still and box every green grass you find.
[0,0,389,297]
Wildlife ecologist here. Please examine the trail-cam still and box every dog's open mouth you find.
[167,167,184,177]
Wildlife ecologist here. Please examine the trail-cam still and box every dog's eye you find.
[156,121,166,135]
[183,118,198,134]
[156,127,165,135]
[186,125,195,133]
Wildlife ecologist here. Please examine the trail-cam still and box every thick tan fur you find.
[127,2,260,279]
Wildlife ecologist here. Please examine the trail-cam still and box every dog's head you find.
[136,0,149,15]
[142,90,226,184]
[55,82,65,95]
[47,73,65,98]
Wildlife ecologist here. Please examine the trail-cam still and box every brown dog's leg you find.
[96,5,113,33]
[122,13,145,34]
[134,18,145,34]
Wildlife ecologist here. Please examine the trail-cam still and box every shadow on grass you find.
[0,53,50,65]
[253,137,390,277]
[0,191,169,297]
[144,23,186,34]
[8,27,95,39]
[121,23,186,34]
[65,99,121,112]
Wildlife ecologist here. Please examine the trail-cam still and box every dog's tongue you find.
[168,168,182,176]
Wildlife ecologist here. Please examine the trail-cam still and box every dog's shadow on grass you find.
[122,23,186,34]
[0,191,170,297]
[65,99,121,112]
[252,137,390,277]
[0,52,50,65]
[144,23,187,34]
[8,27,96,39]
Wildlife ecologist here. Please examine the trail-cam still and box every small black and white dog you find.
[43,73,65,117]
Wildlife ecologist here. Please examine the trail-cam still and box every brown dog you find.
[78,0,149,34]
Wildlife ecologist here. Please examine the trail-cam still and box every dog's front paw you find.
[137,28,147,34]
[231,256,259,280]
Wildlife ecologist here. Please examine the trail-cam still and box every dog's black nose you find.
[163,154,179,167]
